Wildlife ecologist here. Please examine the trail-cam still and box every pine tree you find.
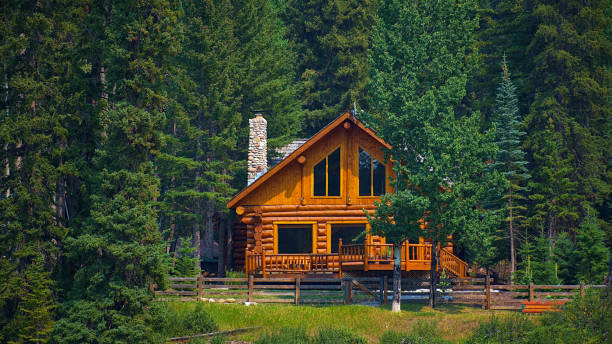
[366,0,500,310]
[553,232,577,284]
[51,1,180,342]
[0,0,78,341]
[283,0,376,135]
[575,209,609,284]
[157,0,303,269]
[490,56,530,279]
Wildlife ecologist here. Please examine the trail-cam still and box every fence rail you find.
[154,276,606,309]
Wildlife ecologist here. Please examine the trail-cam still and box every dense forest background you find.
[0,0,610,342]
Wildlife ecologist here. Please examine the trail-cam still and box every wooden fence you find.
[154,276,606,309]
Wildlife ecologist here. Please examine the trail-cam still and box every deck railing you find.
[440,248,468,278]
[246,251,338,277]
[246,242,468,277]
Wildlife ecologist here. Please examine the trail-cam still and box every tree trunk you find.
[217,216,226,277]
[509,192,515,283]
[193,199,201,272]
[429,239,437,308]
[391,243,402,312]
[203,208,214,260]
[166,220,175,254]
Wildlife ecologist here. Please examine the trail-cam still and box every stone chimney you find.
[248,114,267,185]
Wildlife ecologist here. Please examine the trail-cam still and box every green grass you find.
[163,302,510,343]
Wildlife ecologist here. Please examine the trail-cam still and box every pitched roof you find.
[269,138,308,166]
[226,112,390,209]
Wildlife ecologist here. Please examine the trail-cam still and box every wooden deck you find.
[245,242,468,278]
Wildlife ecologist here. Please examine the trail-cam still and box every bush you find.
[466,290,611,344]
[146,302,217,339]
[465,314,534,344]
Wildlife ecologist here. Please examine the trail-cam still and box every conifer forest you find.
[0,0,610,343]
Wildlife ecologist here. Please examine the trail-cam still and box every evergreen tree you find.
[523,0,611,242]
[490,56,530,279]
[283,0,376,135]
[366,0,500,309]
[51,1,179,342]
[0,0,79,341]
[515,232,560,285]
[575,209,609,284]
[553,232,577,284]
[157,0,303,268]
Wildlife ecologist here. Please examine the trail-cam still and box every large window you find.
[276,224,313,254]
[313,148,341,197]
[330,224,366,253]
[359,148,385,196]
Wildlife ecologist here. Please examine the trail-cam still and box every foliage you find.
[575,210,609,284]
[489,56,530,275]
[467,289,611,344]
[283,0,377,135]
[146,302,217,340]
[515,233,560,285]
[172,236,198,277]
[366,0,503,311]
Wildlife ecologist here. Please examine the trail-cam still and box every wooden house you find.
[226,112,467,278]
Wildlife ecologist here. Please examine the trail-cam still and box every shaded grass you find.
[163,302,509,343]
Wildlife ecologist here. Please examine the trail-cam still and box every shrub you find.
[146,302,217,339]
[465,314,534,344]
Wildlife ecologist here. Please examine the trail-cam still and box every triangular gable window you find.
[313,148,341,197]
[359,147,385,196]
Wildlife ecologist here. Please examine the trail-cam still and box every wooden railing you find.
[246,251,338,277]
[404,243,431,262]
[339,244,364,262]
[440,248,468,278]
[245,242,468,277]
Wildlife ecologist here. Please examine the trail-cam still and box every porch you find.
[244,241,468,278]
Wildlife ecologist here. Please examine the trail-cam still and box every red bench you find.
[521,300,566,313]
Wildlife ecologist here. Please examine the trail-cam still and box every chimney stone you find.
[248,114,267,185]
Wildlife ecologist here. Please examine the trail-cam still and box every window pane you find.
[327,148,341,196]
[313,158,326,196]
[359,148,371,196]
[373,158,386,196]
[331,224,366,253]
[277,225,312,254]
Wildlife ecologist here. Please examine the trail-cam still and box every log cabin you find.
[226,112,467,278]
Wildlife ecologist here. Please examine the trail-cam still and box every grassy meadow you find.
[163,302,508,343]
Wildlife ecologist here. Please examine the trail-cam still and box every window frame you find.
[358,146,386,198]
[311,145,343,198]
[326,221,371,253]
[273,221,317,254]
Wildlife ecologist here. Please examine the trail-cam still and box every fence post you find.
[248,275,254,303]
[383,275,388,304]
[197,274,203,299]
[579,283,585,298]
[364,244,368,271]
[338,239,343,279]
[262,251,266,278]
[485,273,491,310]
[379,276,384,304]
[529,282,534,302]
[343,278,352,305]
[245,250,249,275]
[295,275,301,305]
